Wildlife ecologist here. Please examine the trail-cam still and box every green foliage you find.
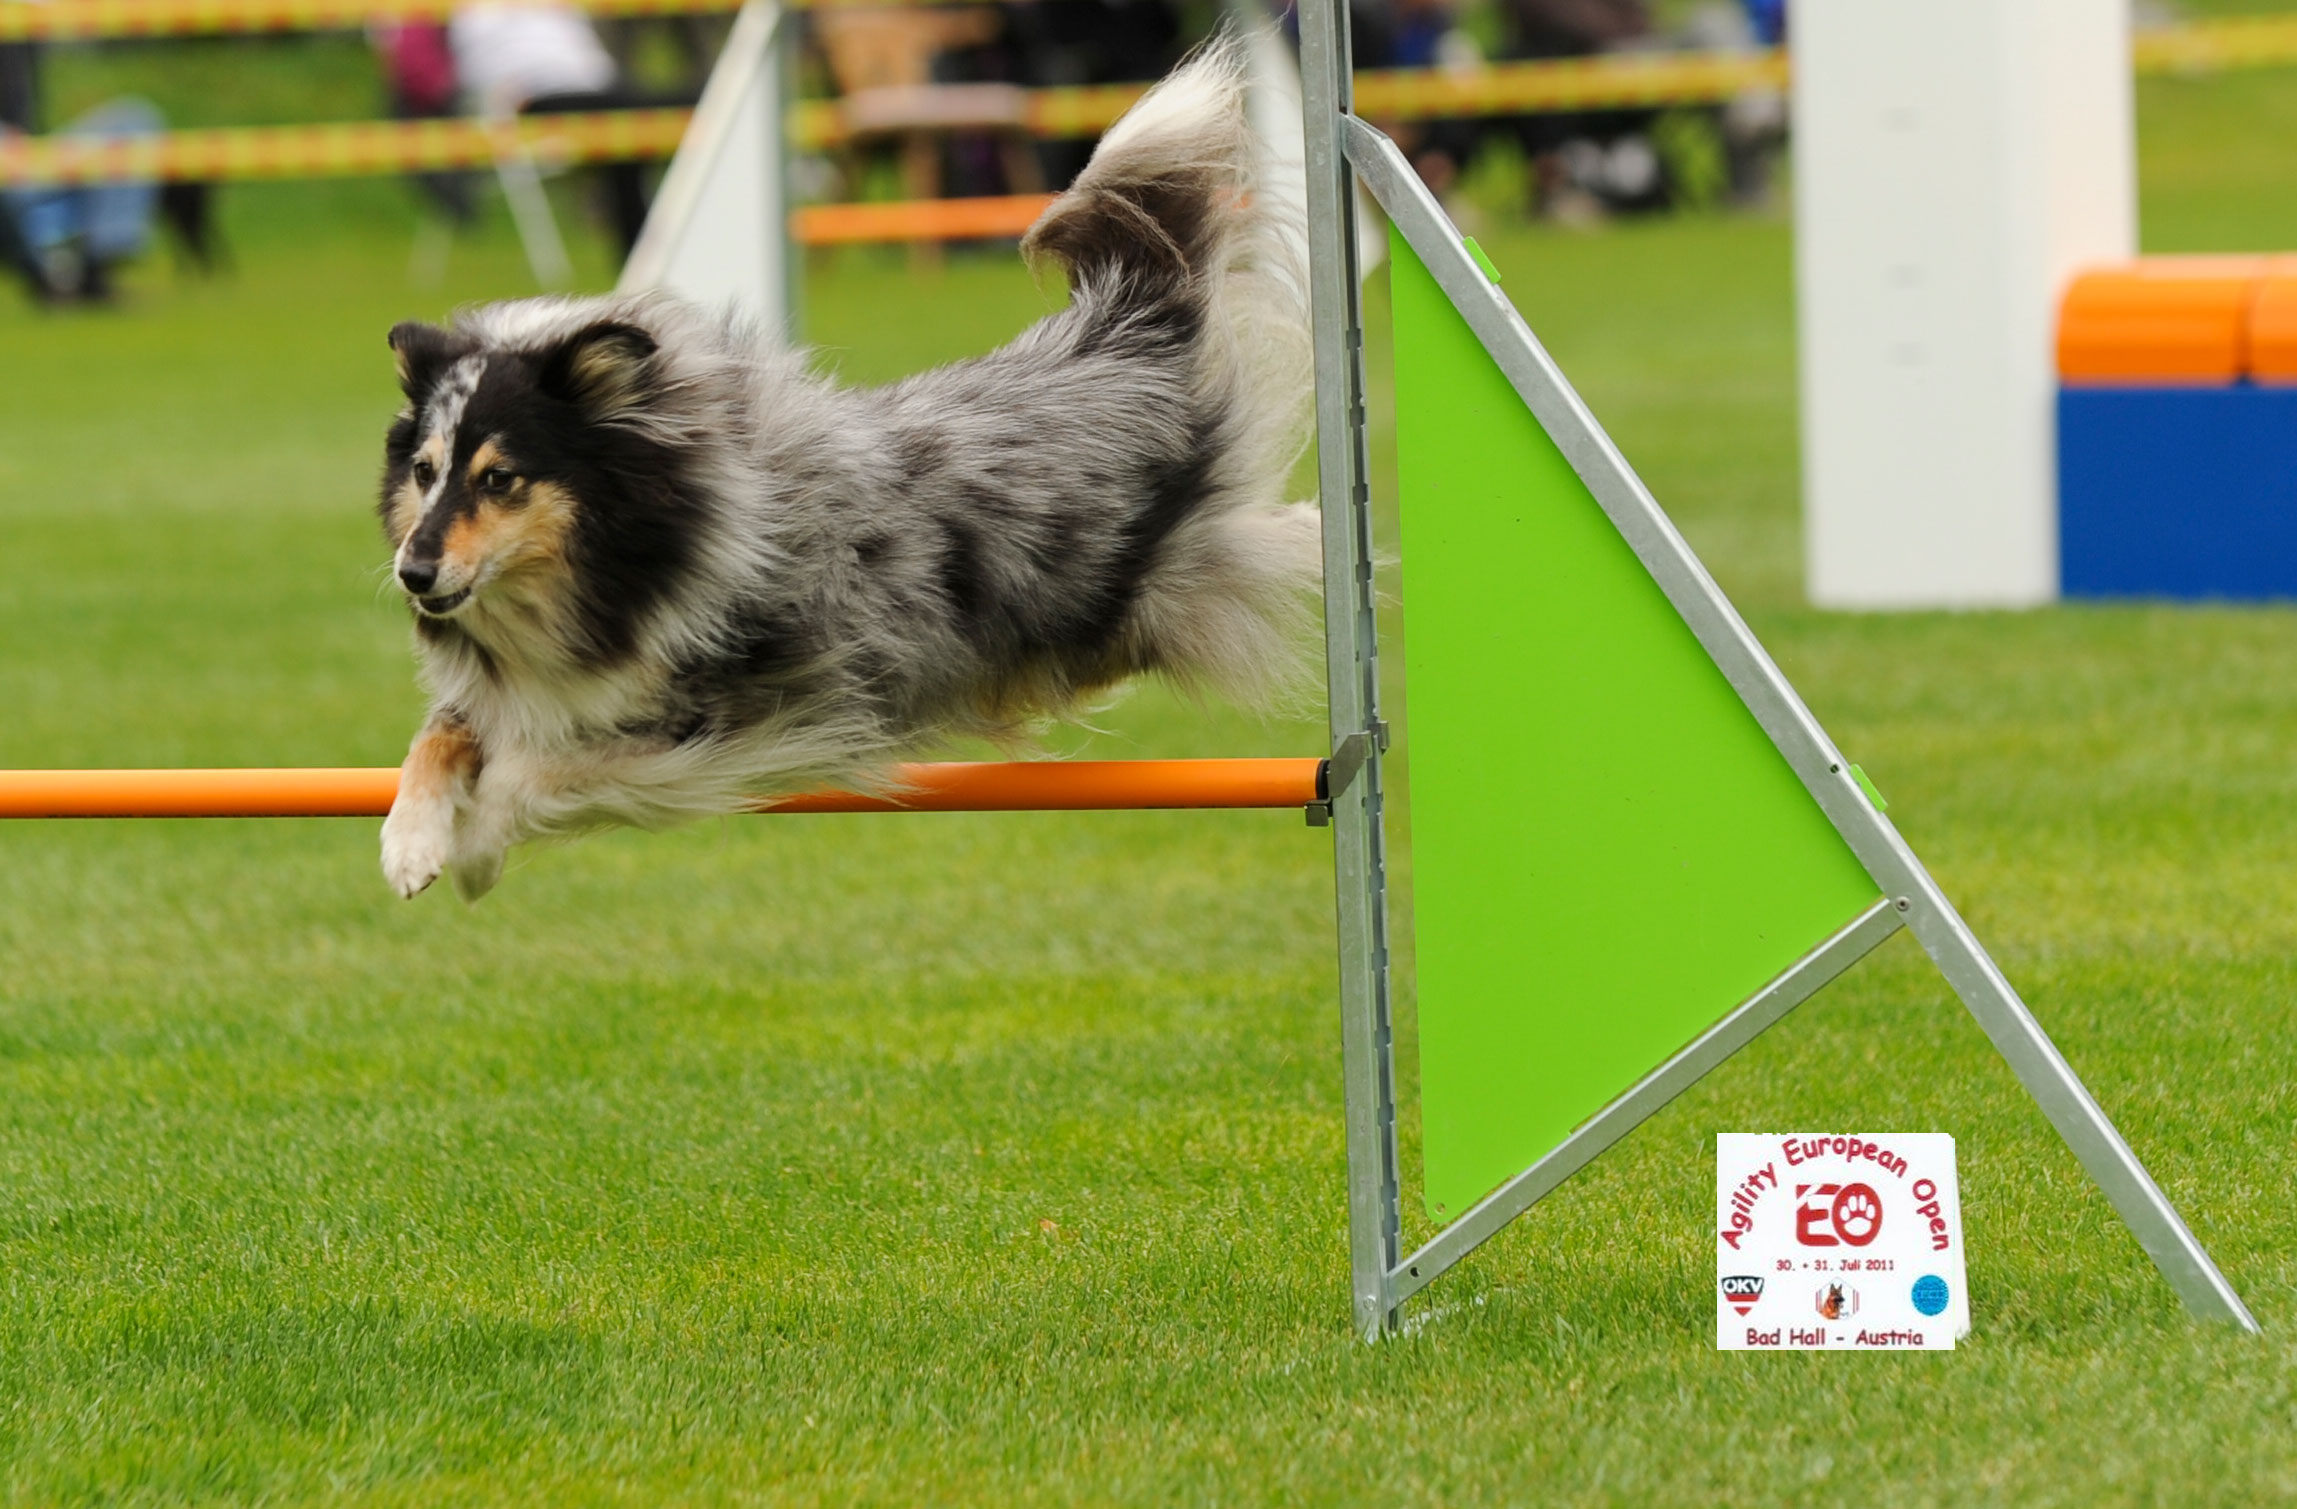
[1650,108,1730,213]
[4,49,2297,1507]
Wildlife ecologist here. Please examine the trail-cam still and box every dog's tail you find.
[1022,37,1320,706]
[1024,37,1281,298]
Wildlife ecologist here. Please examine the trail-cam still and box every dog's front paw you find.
[380,806,452,899]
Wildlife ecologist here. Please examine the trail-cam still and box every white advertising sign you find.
[1716,1133,1970,1351]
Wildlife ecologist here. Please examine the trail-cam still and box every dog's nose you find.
[398,559,438,595]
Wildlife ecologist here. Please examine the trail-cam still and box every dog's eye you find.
[479,467,517,494]
[411,458,437,489]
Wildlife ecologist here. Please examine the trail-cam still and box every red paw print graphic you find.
[1795,1181,1885,1247]
[1831,1184,1882,1246]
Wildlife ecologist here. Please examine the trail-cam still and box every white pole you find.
[1796,0,2135,609]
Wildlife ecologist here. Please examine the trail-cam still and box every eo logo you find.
[1720,1275,1765,1316]
[1794,1182,1884,1248]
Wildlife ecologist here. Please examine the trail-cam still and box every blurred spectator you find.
[1272,0,1481,196]
[1364,0,1482,199]
[378,22,460,118]
[1490,0,1671,219]
[1,41,40,133]
[375,21,477,226]
[2,97,164,303]
[451,2,619,115]
[1701,0,1786,204]
[997,0,1185,188]
[1498,0,1649,57]
[1386,0,1463,68]
[448,2,686,260]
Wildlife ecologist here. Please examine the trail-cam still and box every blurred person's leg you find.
[6,183,75,257]
[0,180,73,299]
[156,181,227,274]
[394,90,479,227]
[0,42,41,131]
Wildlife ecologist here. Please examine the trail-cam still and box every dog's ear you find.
[388,320,469,400]
[538,321,659,418]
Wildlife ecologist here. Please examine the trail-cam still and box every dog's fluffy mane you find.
[381,40,1316,851]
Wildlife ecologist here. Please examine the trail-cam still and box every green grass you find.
[6,50,2297,1507]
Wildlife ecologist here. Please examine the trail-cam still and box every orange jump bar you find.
[0,759,1326,819]
[790,194,1056,247]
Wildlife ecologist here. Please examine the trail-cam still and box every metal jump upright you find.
[1293,0,2254,1339]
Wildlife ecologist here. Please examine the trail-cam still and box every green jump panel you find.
[1389,230,1880,1221]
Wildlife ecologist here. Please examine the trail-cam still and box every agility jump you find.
[0,7,2256,1339]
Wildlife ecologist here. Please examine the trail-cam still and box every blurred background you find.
[9,0,2297,613]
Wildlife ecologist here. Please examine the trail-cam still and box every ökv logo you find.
[1720,1275,1765,1316]
[1795,1182,1883,1247]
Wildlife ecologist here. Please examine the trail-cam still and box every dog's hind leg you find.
[445,754,539,902]
[446,821,508,902]
[443,745,695,900]
[381,711,480,899]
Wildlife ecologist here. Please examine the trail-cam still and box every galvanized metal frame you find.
[1298,22,2256,1331]
[1300,0,1404,1342]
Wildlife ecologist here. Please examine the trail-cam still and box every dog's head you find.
[378,315,664,634]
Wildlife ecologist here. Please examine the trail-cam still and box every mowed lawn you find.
[5,59,2297,1505]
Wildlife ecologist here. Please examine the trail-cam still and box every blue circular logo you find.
[1911,1275,1950,1317]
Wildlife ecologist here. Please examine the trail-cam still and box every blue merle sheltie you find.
[374,44,1317,899]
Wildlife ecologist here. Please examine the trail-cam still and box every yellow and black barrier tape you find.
[6,0,2297,74]
[0,0,997,41]
[0,0,1051,41]
[0,0,736,40]
[1354,51,1786,117]
[0,55,1789,186]
[0,108,693,185]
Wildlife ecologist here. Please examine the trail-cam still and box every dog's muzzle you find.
[397,557,471,617]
